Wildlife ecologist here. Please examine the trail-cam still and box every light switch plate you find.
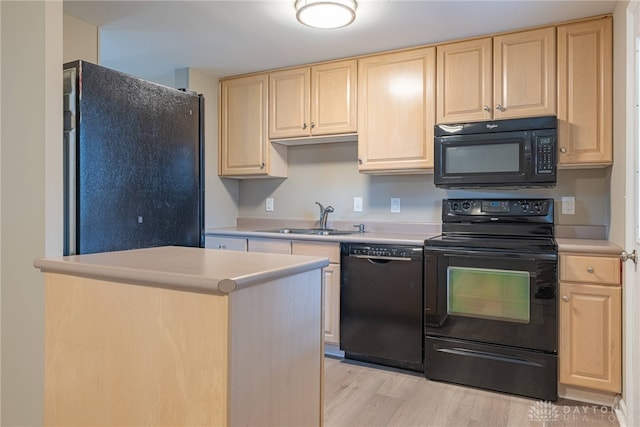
[561,196,575,215]
[391,198,401,213]
[265,197,274,212]
[353,197,363,212]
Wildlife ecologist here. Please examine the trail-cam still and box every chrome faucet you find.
[315,201,334,230]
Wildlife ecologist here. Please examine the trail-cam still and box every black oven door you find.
[425,248,557,353]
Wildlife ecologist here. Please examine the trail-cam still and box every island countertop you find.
[34,245,329,295]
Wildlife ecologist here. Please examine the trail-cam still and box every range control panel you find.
[444,198,553,217]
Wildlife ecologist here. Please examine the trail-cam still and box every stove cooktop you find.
[426,198,557,253]
[424,233,557,253]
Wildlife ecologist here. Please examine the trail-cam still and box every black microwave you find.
[434,116,557,189]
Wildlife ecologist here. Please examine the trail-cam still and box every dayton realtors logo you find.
[528,401,560,424]
[528,401,618,424]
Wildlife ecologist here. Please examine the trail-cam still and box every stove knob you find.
[450,202,459,211]
[521,201,530,211]
[533,202,544,212]
[461,201,471,211]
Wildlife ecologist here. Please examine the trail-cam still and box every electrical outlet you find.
[353,197,363,213]
[391,198,401,213]
[265,197,274,212]
[561,196,575,215]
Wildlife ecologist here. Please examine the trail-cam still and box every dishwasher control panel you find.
[344,244,423,260]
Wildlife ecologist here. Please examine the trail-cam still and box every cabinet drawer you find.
[247,238,292,254]
[560,254,620,285]
[292,241,340,263]
[205,236,247,251]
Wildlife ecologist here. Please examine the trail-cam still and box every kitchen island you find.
[34,246,329,427]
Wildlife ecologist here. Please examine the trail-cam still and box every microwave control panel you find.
[535,135,555,175]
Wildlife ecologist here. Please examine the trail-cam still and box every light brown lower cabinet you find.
[239,238,341,345]
[292,241,341,345]
[559,253,621,393]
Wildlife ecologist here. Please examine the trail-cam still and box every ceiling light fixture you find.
[295,0,357,29]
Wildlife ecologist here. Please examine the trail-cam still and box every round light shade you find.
[295,0,357,29]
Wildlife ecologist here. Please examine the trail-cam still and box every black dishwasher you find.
[340,243,424,372]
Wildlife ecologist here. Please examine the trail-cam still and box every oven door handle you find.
[436,346,544,367]
[442,252,556,261]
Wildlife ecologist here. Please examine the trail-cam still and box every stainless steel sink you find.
[258,228,359,236]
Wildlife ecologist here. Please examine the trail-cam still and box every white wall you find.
[175,69,239,229]
[610,2,630,246]
[63,13,98,64]
[1,1,63,425]
[238,142,611,228]
[610,1,634,421]
[1,2,3,421]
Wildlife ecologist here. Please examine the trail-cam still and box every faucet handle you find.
[353,224,365,233]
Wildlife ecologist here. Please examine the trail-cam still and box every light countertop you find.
[208,220,623,254]
[556,238,622,255]
[34,246,329,295]
[206,217,440,246]
[207,226,433,246]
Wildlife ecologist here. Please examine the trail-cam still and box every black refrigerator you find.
[63,60,204,255]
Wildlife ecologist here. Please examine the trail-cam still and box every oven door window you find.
[447,266,530,323]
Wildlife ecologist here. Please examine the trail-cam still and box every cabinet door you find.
[205,236,247,251]
[358,47,436,173]
[292,241,341,345]
[559,282,621,393]
[219,74,270,176]
[437,38,492,124]
[269,67,310,139]
[493,27,556,120]
[323,263,340,345]
[312,60,357,136]
[557,17,612,166]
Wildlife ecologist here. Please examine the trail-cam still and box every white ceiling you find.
[63,0,617,83]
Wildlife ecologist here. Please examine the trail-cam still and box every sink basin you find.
[259,228,360,236]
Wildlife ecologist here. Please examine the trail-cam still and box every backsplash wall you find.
[237,142,610,229]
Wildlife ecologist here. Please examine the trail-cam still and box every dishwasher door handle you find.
[350,255,413,262]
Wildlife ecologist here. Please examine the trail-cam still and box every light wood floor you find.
[324,356,619,427]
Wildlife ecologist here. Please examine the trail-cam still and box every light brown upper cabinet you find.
[357,47,436,173]
[557,16,612,167]
[437,27,556,124]
[269,59,357,140]
[219,74,287,178]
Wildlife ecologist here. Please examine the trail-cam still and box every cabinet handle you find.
[311,122,316,128]
[260,162,265,169]
[358,158,363,165]
[483,105,491,112]
[587,267,594,273]
[495,104,505,112]
[560,147,567,153]
[302,123,307,130]
[621,249,638,264]
[562,296,569,302]
[218,244,226,249]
